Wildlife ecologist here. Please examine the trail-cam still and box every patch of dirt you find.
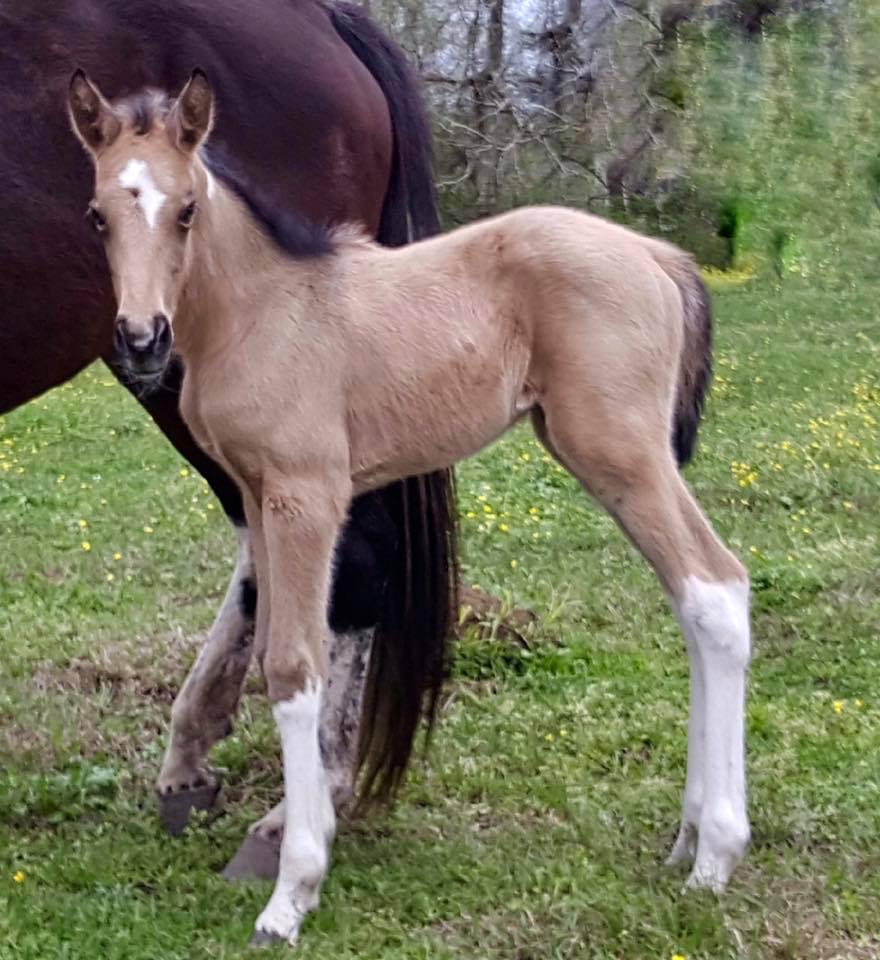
[457,585,537,643]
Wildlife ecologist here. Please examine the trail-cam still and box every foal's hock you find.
[70,69,752,948]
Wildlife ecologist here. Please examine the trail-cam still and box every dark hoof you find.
[250,929,284,948]
[223,832,281,883]
[157,779,222,836]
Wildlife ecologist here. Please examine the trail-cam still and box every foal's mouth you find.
[116,358,170,393]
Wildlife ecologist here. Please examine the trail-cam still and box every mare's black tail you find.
[329,2,458,804]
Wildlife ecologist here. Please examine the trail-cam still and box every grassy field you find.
[2,9,880,960]
[1,271,879,959]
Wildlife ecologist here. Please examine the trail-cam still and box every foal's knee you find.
[677,573,751,669]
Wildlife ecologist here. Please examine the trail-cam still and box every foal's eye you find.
[86,203,107,232]
[178,201,197,229]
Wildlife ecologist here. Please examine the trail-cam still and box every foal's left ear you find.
[167,69,214,153]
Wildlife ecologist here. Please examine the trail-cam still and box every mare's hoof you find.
[250,929,285,948]
[157,779,222,836]
[223,832,281,883]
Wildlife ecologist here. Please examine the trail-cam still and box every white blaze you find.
[118,158,167,229]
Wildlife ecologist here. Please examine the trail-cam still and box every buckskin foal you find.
[69,71,752,946]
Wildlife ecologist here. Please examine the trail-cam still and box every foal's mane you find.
[114,91,336,260]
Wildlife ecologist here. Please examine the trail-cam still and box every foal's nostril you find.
[153,313,172,353]
[113,317,129,355]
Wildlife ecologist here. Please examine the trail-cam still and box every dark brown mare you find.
[0,0,456,836]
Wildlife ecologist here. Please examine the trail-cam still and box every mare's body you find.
[71,74,752,947]
[1,0,455,825]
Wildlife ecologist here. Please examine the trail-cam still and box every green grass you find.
[2,275,879,958]
[3,6,880,957]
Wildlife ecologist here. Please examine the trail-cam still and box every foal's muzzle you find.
[114,313,173,381]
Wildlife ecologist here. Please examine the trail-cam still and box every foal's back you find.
[336,206,688,492]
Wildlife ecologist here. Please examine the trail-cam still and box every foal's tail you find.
[329,2,458,805]
[653,247,714,466]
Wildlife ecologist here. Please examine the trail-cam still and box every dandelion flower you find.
[833,700,844,715]
[113,552,122,561]
[12,871,24,884]
[81,541,91,552]
[179,468,190,477]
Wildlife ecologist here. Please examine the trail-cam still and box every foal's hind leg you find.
[538,406,751,891]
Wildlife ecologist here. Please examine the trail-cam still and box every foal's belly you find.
[347,351,535,494]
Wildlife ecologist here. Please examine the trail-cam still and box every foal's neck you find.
[174,171,291,362]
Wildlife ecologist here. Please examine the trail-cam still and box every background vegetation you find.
[1,0,878,956]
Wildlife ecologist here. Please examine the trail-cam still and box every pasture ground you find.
[1,266,879,958]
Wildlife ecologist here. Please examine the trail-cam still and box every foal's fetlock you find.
[685,809,750,892]
[666,820,698,866]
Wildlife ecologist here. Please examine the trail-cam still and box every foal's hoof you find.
[250,928,286,948]
[157,778,222,836]
[223,832,281,883]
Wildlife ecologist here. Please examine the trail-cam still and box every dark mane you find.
[202,150,335,259]
[116,90,170,136]
[113,91,335,260]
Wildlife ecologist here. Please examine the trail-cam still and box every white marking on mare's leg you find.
[254,682,335,946]
[157,526,254,796]
[675,577,751,892]
[321,628,373,809]
[118,158,167,228]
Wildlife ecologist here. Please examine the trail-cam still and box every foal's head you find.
[68,70,215,382]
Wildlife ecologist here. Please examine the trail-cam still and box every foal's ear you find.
[168,69,214,152]
[68,70,121,155]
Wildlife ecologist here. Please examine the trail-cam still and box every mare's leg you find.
[252,472,350,946]
[114,359,261,825]
[126,360,375,831]
[536,402,751,891]
[156,522,256,829]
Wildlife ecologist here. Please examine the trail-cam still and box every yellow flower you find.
[12,871,24,884]
[78,519,88,529]
[81,541,91,552]
[854,699,864,709]
[544,733,554,743]
[143,525,154,534]
[499,523,509,533]
[832,700,844,715]
[466,511,477,519]
[179,468,190,477]
[672,954,686,960]
[113,552,122,561]
[510,559,518,569]
[106,573,115,582]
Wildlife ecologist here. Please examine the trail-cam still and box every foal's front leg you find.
[251,474,350,947]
